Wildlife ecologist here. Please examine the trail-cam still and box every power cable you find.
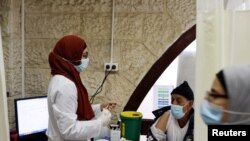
[90,70,112,104]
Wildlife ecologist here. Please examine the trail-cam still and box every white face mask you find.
[74,58,89,72]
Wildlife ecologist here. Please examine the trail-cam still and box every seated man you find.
[147,81,194,141]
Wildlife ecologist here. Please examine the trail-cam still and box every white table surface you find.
[140,135,147,141]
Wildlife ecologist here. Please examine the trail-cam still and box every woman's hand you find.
[101,102,117,111]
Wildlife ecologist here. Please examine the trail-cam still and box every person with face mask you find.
[147,81,194,141]
[46,35,116,141]
[200,64,250,125]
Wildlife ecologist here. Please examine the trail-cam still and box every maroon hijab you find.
[48,35,94,120]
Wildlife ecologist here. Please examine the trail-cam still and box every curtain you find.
[195,0,250,140]
[0,27,10,141]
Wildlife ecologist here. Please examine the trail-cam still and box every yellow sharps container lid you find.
[120,111,142,118]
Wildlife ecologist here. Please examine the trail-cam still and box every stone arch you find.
[123,25,196,134]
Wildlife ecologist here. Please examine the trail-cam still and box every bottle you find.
[110,124,120,141]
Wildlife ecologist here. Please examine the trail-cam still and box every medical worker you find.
[200,64,250,125]
[46,35,115,141]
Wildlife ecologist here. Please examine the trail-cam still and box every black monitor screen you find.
[14,96,48,137]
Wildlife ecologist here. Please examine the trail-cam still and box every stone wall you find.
[0,0,196,129]
[1,0,22,129]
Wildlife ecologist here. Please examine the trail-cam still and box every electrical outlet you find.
[104,63,118,72]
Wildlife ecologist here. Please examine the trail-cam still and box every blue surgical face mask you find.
[74,58,89,72]
[171,104,185,119]
[200,100,250,125]
[199,100,223,125]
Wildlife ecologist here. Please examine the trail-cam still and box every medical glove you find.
[98,108,112,126]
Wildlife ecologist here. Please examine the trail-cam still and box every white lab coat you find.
[46,75,102,141]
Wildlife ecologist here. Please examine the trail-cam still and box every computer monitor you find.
[14,96,48,140]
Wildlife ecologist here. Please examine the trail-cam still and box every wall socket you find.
[104,63,118,72]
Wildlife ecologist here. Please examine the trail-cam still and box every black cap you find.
[171,81,194,100]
